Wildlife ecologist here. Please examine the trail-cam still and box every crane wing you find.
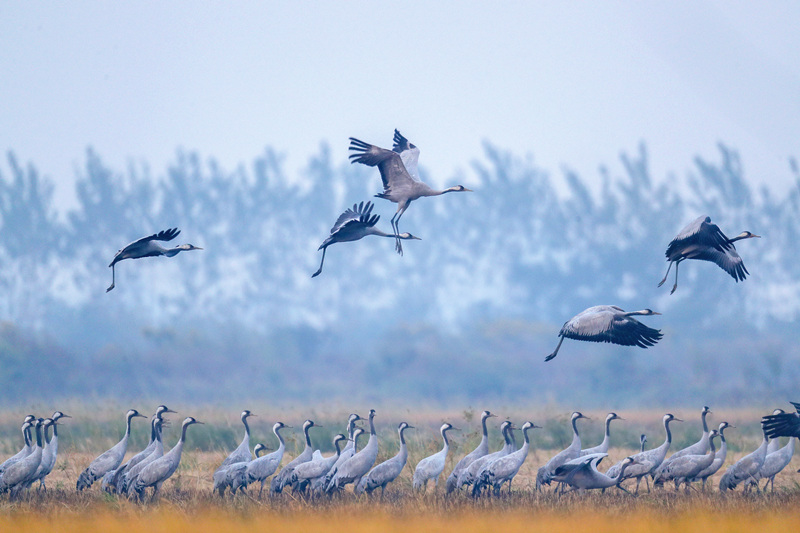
[690,245,749,282]
[349,137,415,193]
[330,201,379,234]
[666,216,731,259]
[392,129,421,181]
[762,411,800,439]
[126,228,181,247]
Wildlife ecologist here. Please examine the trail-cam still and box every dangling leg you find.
[393,204,409,256]
[312,247,327,278]
[658,261,673,287]
[545,335,565,362]
[107,264,116,292]
[670,261,680,294]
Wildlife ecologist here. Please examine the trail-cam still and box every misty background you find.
[1,142,798,408]
[1,2,799,411]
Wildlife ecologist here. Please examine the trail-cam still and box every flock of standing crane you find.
[1,404,797,501]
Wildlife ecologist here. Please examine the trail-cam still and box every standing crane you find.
[536,412,590,489]
[28,411,70,491]
[656,430,719,492]
[413,423,458,491]
[107,228,202,292]
[691,421,734,490]
[456,420,513,491]
[232,422,290,498]
[0,415,37,475]
[291,434,348,495]
[110,405,175,493]
[0,419,44,497]
[606,413,682,494]
[719,429,770,492]
[357,422,413,497]
[446,410,497,493]
[752,435,795,492]
[478,421,540,496]
[323,414,362,489]
[581,413,624,456]
[327,409,379,493]
[122,418,167,497]
[213,410,256,496]
[654,406,712,484]
[348,132,471,256]
[312,201,420,277]
[76,409,147,491]
[659,215,760,294]
[273,419,320,493]
[131,417,203,501]
[545,306,662,361]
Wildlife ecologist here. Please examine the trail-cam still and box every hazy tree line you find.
[0,142,798,406]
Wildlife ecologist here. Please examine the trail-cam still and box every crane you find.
[0,419,44,497]
[0,415,37,476]
[545,306,662,361]
[327,409,379,493]
[312,201,420,277]
[656,430,718,492]
[606,413,682,494]
[348,133,471,256]
[659,215,760,294]
[357,422,413,497]
[536,412,590,489]
[107,227,202,292]
[131,416,203,501]
[581,413,624,456]
[654,406,712,484]
[291,434,348,495]
[28,411,70,491]
[273,419,320,493]
[121,418,167,497]
[552,454,637,494]
[110,405,175,493]
[477,421,540,496]
[413,423,458,491]
[232,421,290,498]
[719,429,769,493]
[446,410,497,493]
[76,409,147,491]
[213,410,256,496]
[762,401,800,438]
[690,421,734,490]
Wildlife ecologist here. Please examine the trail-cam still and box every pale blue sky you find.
[2,1,799,209]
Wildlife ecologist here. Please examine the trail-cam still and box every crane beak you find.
[315,424,324,428]
[673,418,684,422]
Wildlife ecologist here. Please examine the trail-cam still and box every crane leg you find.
[390,212,404,257]
[658,261,673,287]
[670,261,680,294]
[312,247,327,278]
[107,264,116,292]
[545,335,565,362]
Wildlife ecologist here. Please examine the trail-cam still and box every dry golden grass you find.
[2,404,799,531]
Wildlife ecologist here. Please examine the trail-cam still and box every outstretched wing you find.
[127,228,181,247]
[330,201,379,234]
[691,245,749,282]
[349,137,415,194]
[666,216,731,259]
[762,411,800,439]
[392,129,421,181]
[561,307,662,348]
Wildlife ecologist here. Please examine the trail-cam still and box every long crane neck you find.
[43,423,52,446]
[304,424,313,447]
[274,426,286,452]
[701,410,709,434]
[23,425,31,448]
[369,414,376,436]
[570,416,581,447]
[441,427,450,450]
[52,422,58,439]
[34,423,43,448]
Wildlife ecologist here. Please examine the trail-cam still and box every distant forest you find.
[1,142,798,407]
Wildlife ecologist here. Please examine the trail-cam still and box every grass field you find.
[1,404,798,531]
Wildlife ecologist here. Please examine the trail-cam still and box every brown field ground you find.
[1,404,798,531]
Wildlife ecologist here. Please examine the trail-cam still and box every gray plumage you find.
[752,436,795,492]
[691,422,734,490]
[478,421,540,496]
[0,419,44,497]
[213,410,255,496]
[654,406,712,483]
[659,215,760,294]
[312,201,420,277]
[536,412,589,489]
[76,409,146,491]
[292,434,347,493]
[273,419,319,493]
[107,227,202,292]
[581,413,624,456]
[545,306,662,361]
[327,409,379,493]
[552,454,636,493]
[27,412,70,491]
[349,133,471,256]
[607,413,681,494]
[132,416,203,501]
[0,415,36,476]
[458,421,514,490]
[232,422,289,497]
[111,405,175,493]
[446,410,497,493]
[413,423,457,491]
[322,414,363,491]
[657,430,718,491]
[122,418,167,496]
[719,432,769,493]
[357,422,413,497]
